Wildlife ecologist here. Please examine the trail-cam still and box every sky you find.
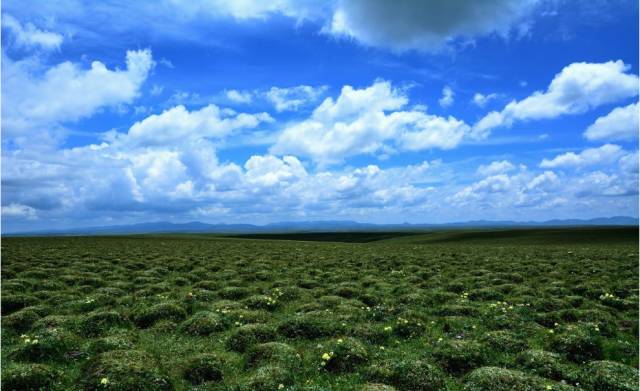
[1,0,638,232]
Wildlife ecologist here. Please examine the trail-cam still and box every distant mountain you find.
[4,216,637,236]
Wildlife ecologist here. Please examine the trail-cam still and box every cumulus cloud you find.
[264,85,328,112]
[3,49,155,140]
[584,102,638,141]
[438,86,454,108]
[477,160,515,176]
[472,92,499,108]
[1,203,37,219]
[397,114,469,151]
[113,104,272,148]
[271,80,470,163]
[450,168,563,210]
[574,171,638,198]
[473,61,639,138]
[2,13,63,50]
[539,144,625,168]
[226,89,253,104]
[244,155,307,187]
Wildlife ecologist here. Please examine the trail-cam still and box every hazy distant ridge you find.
[6,216,638,236]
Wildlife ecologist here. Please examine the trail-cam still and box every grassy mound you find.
[81,350,172,390]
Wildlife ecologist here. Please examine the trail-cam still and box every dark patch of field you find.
[227,226,639,245]
[227,231,423,243]
[378,226,639,245]
[1,228,638,390]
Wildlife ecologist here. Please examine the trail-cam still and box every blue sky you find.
[1,0,638,231]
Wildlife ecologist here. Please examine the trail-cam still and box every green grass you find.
[1,228,638,390]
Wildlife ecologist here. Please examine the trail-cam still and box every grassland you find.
[1,227,638,390]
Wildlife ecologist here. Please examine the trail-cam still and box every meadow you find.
[1,227,638,390]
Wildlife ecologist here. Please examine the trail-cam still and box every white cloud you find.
[477,160,515,176]
[1,203,37,219]
[226,89,253,104]
[159,57,175,68]
[111,104,273,147]
[438,86,454,108]
[450,168,562,209]
[397,114,469,151]
[129,150,190,199]
[150,84,164,96]
[244,155,307,187]
[574,171,637,197]
[271,80,470,163]
[2,13,63,50]
[527,171,558,190]
[539,144,624,168]
[473,61,639,138]
[472,92,498,107]
[619,151,639,174]
[584,102,638,141]
[3,49,155,139]
[264,85,327,112]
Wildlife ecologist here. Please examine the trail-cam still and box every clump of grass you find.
[87,334,135,354]
[432,340,485,374]
[481,330,528,353]
[359,383,398,391]
[149,319,179,334]
[81,350,171,390]
[132,302,187,328]
[277,314,342,339]
[32,314,78,331]
[3,308,41,332]
[244,365,293,391]
[244,294,279,311]
[180,311,227,336]
[463,366,554,391]
[580,360,639,391]
[320,337,369,373]
[550,323,603,363]
[226,324,277,352]
[182,353,224,384]
[79,310,129,337]
[11,329,81,362]
[352,323,391,344]
[392,314,425,338]
[2,294,38,315]
[468,288,504,301]
[219,286,251,300]
[2,363,57,390]
[367,359,446,391]
[246,342,301,369]
[516,349,566,380]
[436,304,479,317]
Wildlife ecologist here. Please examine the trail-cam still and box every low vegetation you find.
[1,227,638,390]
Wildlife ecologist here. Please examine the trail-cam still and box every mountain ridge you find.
[4,216,638,236]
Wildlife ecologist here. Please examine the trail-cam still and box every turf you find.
[1,228,638,390]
